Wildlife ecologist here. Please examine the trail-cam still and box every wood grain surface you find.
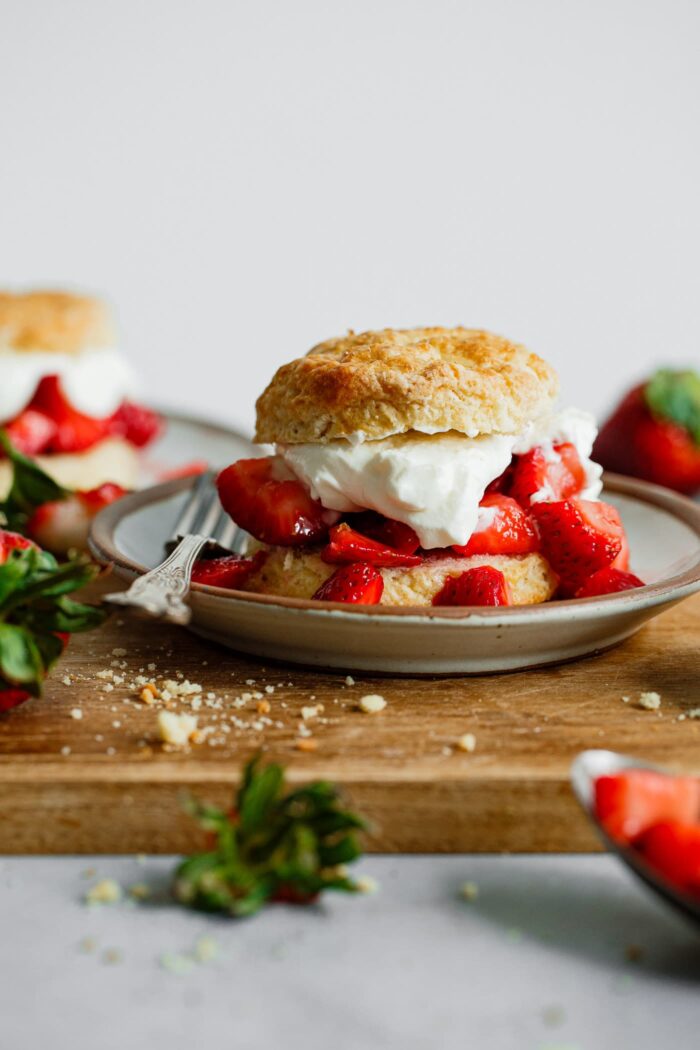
[0,583,698,855]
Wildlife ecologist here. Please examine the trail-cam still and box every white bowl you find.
[90,473,700,675]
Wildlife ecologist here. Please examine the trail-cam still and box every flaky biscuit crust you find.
[0,291,114,353]
[255,327,558,444]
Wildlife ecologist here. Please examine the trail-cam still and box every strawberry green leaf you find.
[645,369,700,445]
[173,756,367,917]
[0,431,69,533]
[0,623,43,693]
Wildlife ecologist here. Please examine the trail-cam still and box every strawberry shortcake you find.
[0,290,161,497]
[203,327,643,606]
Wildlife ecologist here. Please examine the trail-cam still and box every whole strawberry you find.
[594,369,700,495]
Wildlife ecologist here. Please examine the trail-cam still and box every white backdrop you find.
[1,0,699,438]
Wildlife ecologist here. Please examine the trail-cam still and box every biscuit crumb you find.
[69,708,82,720]
[358,694,386,714]
[639,691,661,711]
[157,711,198,746]
[256,699,271,715]
[456,733,477,753]
[296,737,318,752]
[355,875,379,894]
[345,675,355,686]
[459,880,479,901]
[85,879,122,905]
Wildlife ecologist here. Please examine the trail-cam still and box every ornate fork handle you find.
[102,534,209,625]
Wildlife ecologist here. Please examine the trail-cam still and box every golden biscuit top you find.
[255,327,559,444]
[0,291,115,354]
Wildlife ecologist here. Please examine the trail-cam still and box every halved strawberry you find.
[312,562,384,604]
[348,512,420,555]
[109,401,162,448]
[322,523,422,567]
[575,567,644,599]
[433,565,511,606]
[2,409,56,455]
[485,462,514,495]
[452,495,539,557]
[635,821,700,895]
[0,530,35,564]
[217,457,331,547]
[0,687,31,713]
[509,442,586,508]
[28,485,126,554]
[594,770,700,844]
[191,551,266,589]
[530,498,625,597]
[29,376,111,453]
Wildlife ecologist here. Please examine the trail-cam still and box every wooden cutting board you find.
[0,583,698,854]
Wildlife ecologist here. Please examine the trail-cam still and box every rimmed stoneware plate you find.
[90,473,700,675]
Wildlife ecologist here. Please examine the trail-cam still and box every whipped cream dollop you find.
[278,407,603,549]
[0,347,139,424]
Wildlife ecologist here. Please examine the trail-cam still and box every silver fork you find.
[102,472,244,625]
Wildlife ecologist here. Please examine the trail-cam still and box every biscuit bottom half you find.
[0,438,140,499]
[243,548,558,607]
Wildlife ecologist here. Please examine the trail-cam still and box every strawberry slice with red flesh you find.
[530,498,625,597]
[217,457,331,547]
[0,530,35,563]
[347,512,420,555]
[575,567,644,598]
[109,401,162,448]
[634,821,700,896]
[594,770,700,844]
[452,494,539,557]
[322,523,422,567]
[433,565,511,606]
[312,562,384,604]
[28,376,112,453]
[509,442,587,508]
[2,409,57,455]
[191,552,265,589]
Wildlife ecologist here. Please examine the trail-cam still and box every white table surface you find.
[1,854,698,1050]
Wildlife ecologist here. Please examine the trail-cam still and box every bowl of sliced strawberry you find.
[572,750,700,927]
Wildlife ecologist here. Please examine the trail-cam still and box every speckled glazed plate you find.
[90,473,700,675]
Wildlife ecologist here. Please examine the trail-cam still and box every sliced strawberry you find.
[485,462,514,495]
[2,409,56,455]
[29,376,111,453]
[575,567,644,599]
[348,512,421,555]
[530,498,625,597]
[0,687,31,713]
[433,565,510,606]
[594,770,700,844]
[312,562,384,604]
[217,457,331,547]
[509,442,587,508]
[322,523,422,567]
[78,483,128,512]
[0,530,35,564]
[452,494,539,557]
[191,551,266,589]
[109,401,162,448]
[635,821,700,895]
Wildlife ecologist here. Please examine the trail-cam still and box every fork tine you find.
[170,471,214,542]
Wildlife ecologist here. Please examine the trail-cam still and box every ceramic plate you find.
[90,473,700,675]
